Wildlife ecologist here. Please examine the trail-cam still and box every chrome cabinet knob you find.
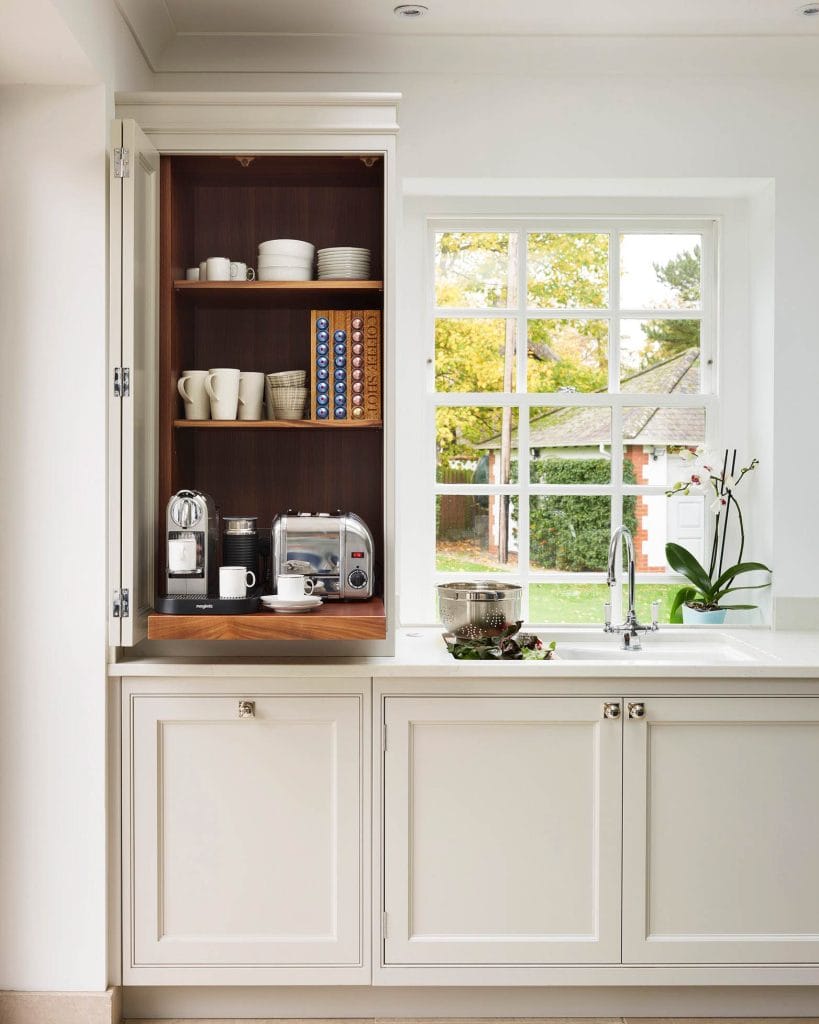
[238,700,255,718]
[628,701,646,720]
[603,702,621,720]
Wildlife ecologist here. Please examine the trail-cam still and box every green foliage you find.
[640,245,702,365]
[527,458,637,572]
[665,541,771,620]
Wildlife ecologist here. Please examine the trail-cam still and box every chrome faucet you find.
[604,525,659,650]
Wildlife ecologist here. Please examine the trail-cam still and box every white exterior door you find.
[383,696,622,965]
[126,688,366,982]
[623,697,819,963]
[109,118,159,646]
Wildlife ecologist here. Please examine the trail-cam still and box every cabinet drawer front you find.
[128,694,363,969]
[383,696,622,965]
[623,696,819,964]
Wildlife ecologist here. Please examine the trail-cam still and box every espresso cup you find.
[199,260,208,281]
[177,369,210,420]
[277,574,315,600]
[230,261,256,281]
[185,267,200,281]
[204,368,240,420]
[219,565,256,599]
[206,256,231,282]
[238,371,265,420]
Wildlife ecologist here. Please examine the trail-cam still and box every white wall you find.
[0,84,108,990]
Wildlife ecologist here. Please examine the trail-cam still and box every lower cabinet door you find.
[126,690,365,979]
[623,696,819,964]
[383,696,622,965]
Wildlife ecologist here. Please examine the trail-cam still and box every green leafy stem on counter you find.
[445,623,557,661]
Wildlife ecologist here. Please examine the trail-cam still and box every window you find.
[429,221,716,625]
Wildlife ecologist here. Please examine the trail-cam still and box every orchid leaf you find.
[669,586,698,624]
[665,543,712,595]
[714,582,771,601]
[712,604,758,610]
[712,561,771,592]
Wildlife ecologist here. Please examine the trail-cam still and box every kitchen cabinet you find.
[122,678,369,984]
[382,696,623,965]
[108,94,398,649]
[622,696,819,964]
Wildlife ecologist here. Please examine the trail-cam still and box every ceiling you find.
[115,0,819,72]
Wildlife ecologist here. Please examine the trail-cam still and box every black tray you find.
[156,591,261,615]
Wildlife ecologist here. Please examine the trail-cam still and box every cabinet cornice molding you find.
[115,91,401,143]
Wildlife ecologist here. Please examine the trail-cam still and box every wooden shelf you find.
[174,418,382,429]
[147,597,386,641]
[175,280,383,292]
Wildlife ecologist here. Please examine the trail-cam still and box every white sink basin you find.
[554,637,759,665]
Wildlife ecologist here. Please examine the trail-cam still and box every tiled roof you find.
[479,348,702,450]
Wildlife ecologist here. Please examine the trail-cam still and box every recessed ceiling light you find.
[797,2,819,14]
[393,4,429,18]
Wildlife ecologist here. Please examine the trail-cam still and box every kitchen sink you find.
[553,635,760,664]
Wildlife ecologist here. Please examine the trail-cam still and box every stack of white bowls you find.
[257,239,315,282]
[317,246,371,280]
[266,370,308,420]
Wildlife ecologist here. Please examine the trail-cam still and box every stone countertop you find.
[109,627,819,678]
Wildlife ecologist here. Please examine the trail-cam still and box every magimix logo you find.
[195,603,214,610]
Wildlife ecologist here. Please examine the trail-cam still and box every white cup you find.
[206,256,231,281]
[238,371,265,420]
[230,261,256,281]
[204,367,240,420]
[168,535,197,572]
[177,369,210,420]
[185,267,200,281]
[219,565,256,599]
[199,260,208,281]
[277,574,315,600]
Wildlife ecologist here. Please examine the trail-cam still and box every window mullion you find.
[609,229,624,623]
[516,229,530,618]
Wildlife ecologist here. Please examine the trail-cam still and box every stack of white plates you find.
[317,246,371,280]
[257,239,315,282]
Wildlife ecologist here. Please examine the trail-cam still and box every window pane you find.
[436,495,517,572]
[530,409,612,484]
[436,407,518,484]
[620,233,702,310]
[435,232,517,308]
[622,582,684,626]
[619,318,700,383]
[527,233,609,309]
[620,484,707,574]
[527,319,608,392]
[529,495,611,572]
[622,409,706,487]
[529,583,612,625]
[435,318,516,393]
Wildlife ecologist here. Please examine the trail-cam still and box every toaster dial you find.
[348,568,368,590]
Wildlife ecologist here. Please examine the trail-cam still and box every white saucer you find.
[260,595,323,613]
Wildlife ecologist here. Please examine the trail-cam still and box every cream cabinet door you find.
[383,696,622,965]
[126,691,365,981]
[623,697,819,964]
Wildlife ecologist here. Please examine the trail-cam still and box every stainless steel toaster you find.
[271,511,374,599]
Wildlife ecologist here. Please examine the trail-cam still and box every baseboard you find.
[0,987,120,1024]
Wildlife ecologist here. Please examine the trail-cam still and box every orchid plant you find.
[665,447,771,622]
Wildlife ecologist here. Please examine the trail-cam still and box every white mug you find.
[206,256,231,282]
[230,261,256,281]
[168,535,197,572]
[199,260,208,281]
[219,565,256,599]
[277,574,315,600]
[177,369,210,420]
[238,371,265,420]
[204,368,240,420]
[185,267,200,281]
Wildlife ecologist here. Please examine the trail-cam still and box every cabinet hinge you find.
[382,911,389,939]
[114,147,130,179]
[113,588,130,618]
[113,366,130,398]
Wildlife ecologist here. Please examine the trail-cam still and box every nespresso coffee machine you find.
[165,489,218,595]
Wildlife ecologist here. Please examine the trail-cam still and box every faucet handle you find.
[603,602,612,631]
[651,600,660,630]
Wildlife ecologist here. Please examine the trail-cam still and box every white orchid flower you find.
[723,473,736,492]
[710,494,728,514]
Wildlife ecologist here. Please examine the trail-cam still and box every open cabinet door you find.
[109,119,159,646]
